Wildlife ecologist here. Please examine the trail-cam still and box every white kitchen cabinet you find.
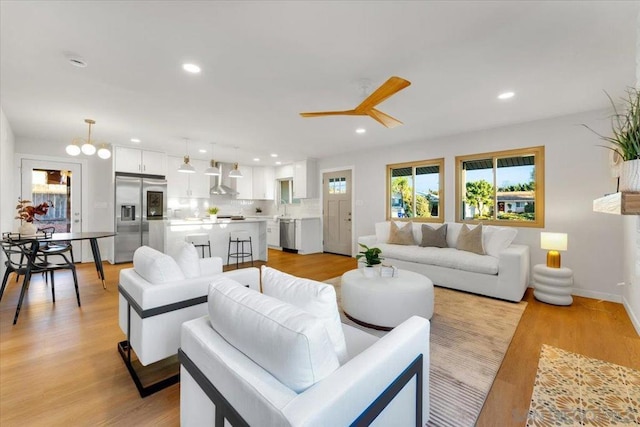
[267,219,280,247]
[252,166,275,200]
[114,146,167,176]
[167,156,210,198]
[294,218,322,254]
[293,159,318,199]
[234,165,253,199]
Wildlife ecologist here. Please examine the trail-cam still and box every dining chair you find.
[1,238,80,324]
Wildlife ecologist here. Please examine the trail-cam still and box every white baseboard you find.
[570,288,622,304]
[622,295,640,337]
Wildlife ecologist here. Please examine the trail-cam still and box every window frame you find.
[386,158,445,223]
[455,146,545,228]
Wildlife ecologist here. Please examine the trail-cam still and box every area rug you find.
[324,277,527,426]
[526,345,640,426]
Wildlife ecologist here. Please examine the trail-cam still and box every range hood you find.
[210,162,238,195]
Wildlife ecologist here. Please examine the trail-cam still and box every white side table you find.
[532,264,573,305]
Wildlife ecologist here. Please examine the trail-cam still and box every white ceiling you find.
[1,1,638,166]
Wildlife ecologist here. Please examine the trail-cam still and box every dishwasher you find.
[279,219,297,252]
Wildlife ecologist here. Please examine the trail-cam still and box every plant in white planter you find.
[355,243,383,277]
[208,206,219,221]
[584,87,640,191]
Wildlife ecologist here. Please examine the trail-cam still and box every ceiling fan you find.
[299,76,411,128]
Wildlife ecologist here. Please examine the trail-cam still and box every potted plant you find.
[15,197,52,235]
[355,243,383,277]
[207,206,219,221]
[584,87,640,191]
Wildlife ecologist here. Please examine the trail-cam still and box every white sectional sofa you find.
[358,221,530,302]
[179,267,431,426]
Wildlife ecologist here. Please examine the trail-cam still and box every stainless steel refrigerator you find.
[114,173,167,263]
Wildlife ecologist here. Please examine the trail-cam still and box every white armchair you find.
[179,269,430,426]
[118,244,260,397]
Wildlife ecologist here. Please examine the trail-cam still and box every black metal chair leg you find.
[0,268,11,301]
[14,271,32,325]
[50,271,56,303]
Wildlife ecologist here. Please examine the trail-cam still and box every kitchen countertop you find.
[165,218,268,226]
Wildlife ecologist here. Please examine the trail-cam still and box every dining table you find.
[2,231,116,289]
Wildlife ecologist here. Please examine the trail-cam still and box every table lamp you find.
[540,232,567,268]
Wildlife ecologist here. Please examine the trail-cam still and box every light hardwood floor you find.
[1,249,638,426]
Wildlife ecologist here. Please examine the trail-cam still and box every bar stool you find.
[185,234,211,258]
[227,231,253,269]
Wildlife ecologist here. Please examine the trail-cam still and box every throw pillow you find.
[387,221,415,245]
[133,246,185,283]
[173,242,201,279]
[208,277,340,393]
[420,224,448,248]
[483,226,518,258]
[456,224,485,255]
[261,266,348,364]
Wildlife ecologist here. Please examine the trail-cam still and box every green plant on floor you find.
[207,206,219,215]
[355,243,383,267]
[583,87,640,161]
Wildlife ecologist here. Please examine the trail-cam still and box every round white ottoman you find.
[341,269,434,330]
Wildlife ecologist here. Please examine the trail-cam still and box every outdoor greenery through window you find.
[387,158,444,222]
[455,146,545,228]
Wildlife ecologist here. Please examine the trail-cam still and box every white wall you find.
[318,109,625,302]
[0,107,16,279]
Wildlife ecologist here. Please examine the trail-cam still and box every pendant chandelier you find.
[204,142,221,176]
[229,147,243,178]
[178,138,196,173]
[66,119,111,159]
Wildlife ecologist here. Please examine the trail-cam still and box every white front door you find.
[323,170,352,256]
[21,159,83,260]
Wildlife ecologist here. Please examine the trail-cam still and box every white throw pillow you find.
[261,266,348,364]
[208,277,340,393]
[445,222,463,249]
[173,242,201,279]
[483,226,518,258]
[133,246,185,284]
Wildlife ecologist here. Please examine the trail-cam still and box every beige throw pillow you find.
[388,221,416,245]
[456,224,485,255]
[420,224,448,248]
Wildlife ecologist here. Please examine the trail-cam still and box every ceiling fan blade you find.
[355,76,411,113]
[299,109,360,117]
[367,108,404,128]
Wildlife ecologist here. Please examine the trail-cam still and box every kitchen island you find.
[148,218,268,265]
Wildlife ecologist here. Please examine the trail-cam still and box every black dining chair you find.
[1,238,80,324]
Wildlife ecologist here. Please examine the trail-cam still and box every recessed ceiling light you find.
[130,138,141,143]
[270,153,278,158]
[275,161,282,165]
[497,91,515,100]
[356,128,366,134]
[253,158,260,162]
[199,149,207,153]
[183,63,201,74]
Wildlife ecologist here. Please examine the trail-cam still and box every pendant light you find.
[178,138,196,173]
[66,118,111,159]
[228,147,243,178]
[204,142,221,176]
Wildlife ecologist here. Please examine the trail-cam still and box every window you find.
[278,179,300,204]
[455,146,545,228]
[386,158,444,222]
